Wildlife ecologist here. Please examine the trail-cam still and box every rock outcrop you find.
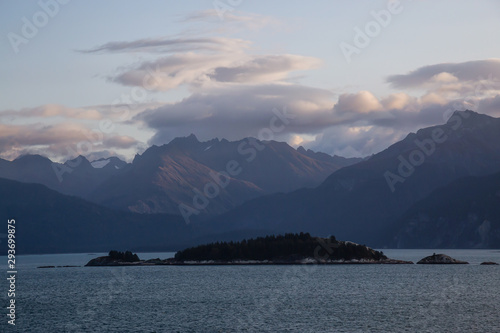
[417,253,468,264]
[85,251,142,266]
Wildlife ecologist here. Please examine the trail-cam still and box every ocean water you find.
[0,250,499,332]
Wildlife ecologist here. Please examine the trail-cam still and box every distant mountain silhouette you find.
[0,178,194,254]
[0,155,128,197]
[88,135,360,216]
[394,171,500,248]
[205,111,500,248]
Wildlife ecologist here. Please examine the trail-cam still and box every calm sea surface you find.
[1,250,499,332]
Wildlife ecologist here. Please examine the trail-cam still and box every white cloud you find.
[430,72,459,83]
[334,91,383,114]
[381,93,415,110]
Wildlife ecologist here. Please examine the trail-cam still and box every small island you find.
[86,250,143,266]
[417,253,469,264]
[85,233,413,266]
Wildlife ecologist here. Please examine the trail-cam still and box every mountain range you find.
[0,135,360,217]
[200,110,500,248]
[89,135,361,216]
[1,110,500,253]
[0,154,128,197]
[394,171,500,248]
[0,178,195,254]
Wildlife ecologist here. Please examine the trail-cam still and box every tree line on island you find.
[174,232,387,262]
[86,237,495,265]
[108,250,140,262]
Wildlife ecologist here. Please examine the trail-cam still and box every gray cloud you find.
[103,135,138,149]
[80,36,250,54]
[209,55,322,83]
[0,122,139,161]
[387,59,500,89]
[137,83,336,145]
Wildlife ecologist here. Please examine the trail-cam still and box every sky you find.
[1,0,500,162]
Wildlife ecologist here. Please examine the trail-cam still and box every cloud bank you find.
[3,8,500,161]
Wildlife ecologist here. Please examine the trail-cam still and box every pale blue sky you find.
[1,0,500,161]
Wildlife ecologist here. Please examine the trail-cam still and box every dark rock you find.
[480,261,499,265]
[85,255,143,266]
[144,258,166,265]
[417,253,468,264]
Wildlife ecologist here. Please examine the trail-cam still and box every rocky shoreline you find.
[84,253,500,267]
[82,236,497,267]
[85,256,414,266]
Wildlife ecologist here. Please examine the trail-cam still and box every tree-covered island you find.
[86,233,413,266]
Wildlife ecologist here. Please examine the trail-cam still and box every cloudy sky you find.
[1,0,500,161]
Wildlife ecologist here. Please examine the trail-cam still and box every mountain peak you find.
[65,155,91,169]
[297,146,307,154]
[447,110,494,127]
[186,133,198,140]
[13,154,51,164]
[168,133,200,147]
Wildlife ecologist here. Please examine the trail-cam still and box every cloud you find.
[0,104,103,120]
[113,53,322,91]
[0,122,139,161]
[209,55,322,83]
[381,93,416,110]
[80,36,251,54]
[103,135,138,149]
[135,68,500,158]
[82,9,314,93]
[85,150,128,163]
[134,82,457,151]
[387,59,500,92]
[6,57,499,162]
[430,72,459,84]
[137,83,337,145]
[306,125,404,158]
[334,91,383,114]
